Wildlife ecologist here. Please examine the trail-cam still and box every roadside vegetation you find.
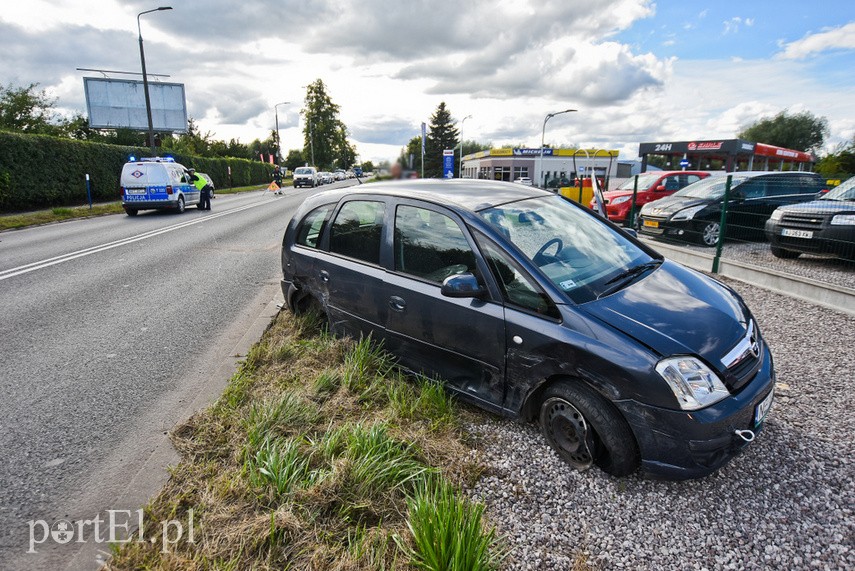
[105,311,505,570]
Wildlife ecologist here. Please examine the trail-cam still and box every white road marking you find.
[0,199,271,282]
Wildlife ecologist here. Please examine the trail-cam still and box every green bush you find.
[0,131,274,212]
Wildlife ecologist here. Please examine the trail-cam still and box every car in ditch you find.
[637,171,826,246]
[280,180,775,480]
[765,175,855,260]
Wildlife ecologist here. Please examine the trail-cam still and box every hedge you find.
[0,131,275,212]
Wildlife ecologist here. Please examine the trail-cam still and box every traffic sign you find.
[679,159,690,168]
[443,149,455,178]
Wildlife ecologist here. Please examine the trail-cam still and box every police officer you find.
[188,168,211,210]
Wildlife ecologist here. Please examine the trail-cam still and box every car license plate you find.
[643,219,659,228]
[125,187,146,195]
[754,389,774,426]
[781,228,812,239]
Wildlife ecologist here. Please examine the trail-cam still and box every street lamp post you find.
[458,114,472,178]
[274,101,291,165]
[539,108,577,189]
[137,6,172,155]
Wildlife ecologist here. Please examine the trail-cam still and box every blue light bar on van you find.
[128,155,136,162]
[138,157,176,163]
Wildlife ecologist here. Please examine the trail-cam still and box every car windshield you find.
[672,175,748,200]
[821,176,855,201]
[295,168,312,175]
[479,196,657,303]
[616,173,661,191]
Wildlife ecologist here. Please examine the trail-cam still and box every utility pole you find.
[137,6,172,155]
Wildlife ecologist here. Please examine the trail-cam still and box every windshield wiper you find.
[599,259,663,297]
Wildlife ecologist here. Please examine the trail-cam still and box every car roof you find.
[323,179,552,211]
[726,170,820,178]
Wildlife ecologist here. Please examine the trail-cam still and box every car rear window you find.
[329,200,385,265]
[296,204,334,249]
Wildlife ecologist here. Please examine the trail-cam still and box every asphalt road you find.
[0,181,355,569]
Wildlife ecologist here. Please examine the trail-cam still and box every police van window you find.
[296,204,334,249]
[329,201,385,265]
[394,205,478,284]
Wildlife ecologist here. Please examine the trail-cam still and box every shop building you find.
[461,148,621,187]
[638,139,815,173]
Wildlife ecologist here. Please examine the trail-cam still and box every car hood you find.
[603,190,634,199]
[581,261,748,368]
[776,199,855,215]
[641,195,710,216]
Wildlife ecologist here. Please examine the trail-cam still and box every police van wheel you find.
[126,209,138,217]
[176,196,185,214]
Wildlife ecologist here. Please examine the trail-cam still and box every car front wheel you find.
[539,381,639,476]
[698,221,720,247]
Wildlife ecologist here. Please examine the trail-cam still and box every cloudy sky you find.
[1,0,854,163]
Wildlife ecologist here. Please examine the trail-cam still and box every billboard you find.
[83,77,188,132]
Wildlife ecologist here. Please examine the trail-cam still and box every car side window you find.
[296,204,334,249]
[329,200,385,265]
[394,205,478,284]
[739,179,767,199]
[685,175,701,186]
[476,233,560,320]
[662,175,681,191]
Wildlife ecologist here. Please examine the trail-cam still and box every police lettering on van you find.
[121,157,201,216]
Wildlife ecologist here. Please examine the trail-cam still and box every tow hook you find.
[734,429,755,443]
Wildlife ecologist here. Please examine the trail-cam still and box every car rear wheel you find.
[176,196,185,214]
[698,221,720,247]
[539,381,639,476]
[126,208,138,217]
[770,246,801,259]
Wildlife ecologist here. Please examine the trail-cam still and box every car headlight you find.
[655,357,729,410]
[671,205,706,221]
[831,214,855,226]
[610,196,631,205]
[770,209,784,222]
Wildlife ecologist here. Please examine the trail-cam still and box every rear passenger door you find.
[383,202,506,410]
[315,199,388,340]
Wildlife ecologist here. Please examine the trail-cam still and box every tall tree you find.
[738,110,829,153]
[424,102,459,178]
[398,136,422,169]
[0,82,60,134]
[301,79,355,169]
[284,149,304,171]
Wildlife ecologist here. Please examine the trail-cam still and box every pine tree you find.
[301,79,356,169]
[424,102,459,178]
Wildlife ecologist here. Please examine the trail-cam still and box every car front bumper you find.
[766,221,855,258]
[615,345,776,480]
[637,216,696,240]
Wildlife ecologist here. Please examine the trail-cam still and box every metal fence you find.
[614,173,855,281]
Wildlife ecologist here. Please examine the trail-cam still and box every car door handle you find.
[319,270,330,283]
[389,296,406,312]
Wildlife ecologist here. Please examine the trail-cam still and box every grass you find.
[105,310,504,571]
[0,183,286,231]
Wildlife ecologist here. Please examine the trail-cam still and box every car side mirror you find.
[623,228,638,238]
[655,185,666,191]
[441,273,486,298]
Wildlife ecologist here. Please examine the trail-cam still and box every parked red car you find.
[591,171,713,225]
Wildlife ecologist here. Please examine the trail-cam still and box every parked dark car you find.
[590,171,712,225]
[280,180,775,480]
[638,171,826,246]
[766,176,855,260]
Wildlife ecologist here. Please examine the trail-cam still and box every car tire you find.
[126,209,138,217]
[539,380,639,476]
[698,221,720,247]
[293,294,329,332]
[770,246,801,259]
[176,196,185,214]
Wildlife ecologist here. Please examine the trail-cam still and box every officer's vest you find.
[192,176,207,191]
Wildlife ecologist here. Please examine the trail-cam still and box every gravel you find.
[656,239,854,290]
[464,280,855,570]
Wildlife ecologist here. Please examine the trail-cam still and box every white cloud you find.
[779,21,855,59]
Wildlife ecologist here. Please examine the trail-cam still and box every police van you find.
[120,157,201,216]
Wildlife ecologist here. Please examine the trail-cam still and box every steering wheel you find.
[533,238,563,266]
[426,264,469,283]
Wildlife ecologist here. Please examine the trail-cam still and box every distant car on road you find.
[280,179,775,480]
[513,177,533,186]
[591,171,712,225]
[765,176,855,260]
[293,167,319,188]
[320,172,335,185]
[638,171,826,246]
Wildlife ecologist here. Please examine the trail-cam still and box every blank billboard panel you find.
[83,77,188,132]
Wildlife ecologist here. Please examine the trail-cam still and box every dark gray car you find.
[280,180,775,480]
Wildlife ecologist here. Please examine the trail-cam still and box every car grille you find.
[721,320,762,392]
[779,212,828,230]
